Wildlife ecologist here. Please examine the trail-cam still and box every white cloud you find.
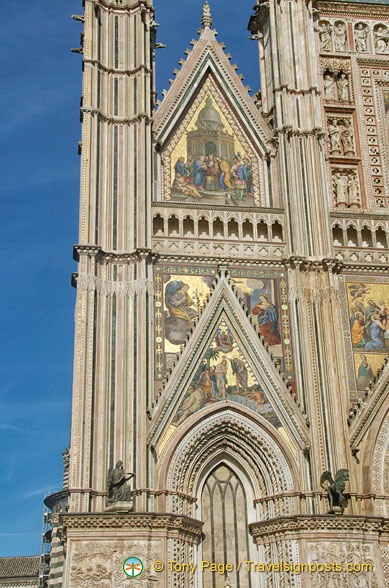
[24,487,56,499]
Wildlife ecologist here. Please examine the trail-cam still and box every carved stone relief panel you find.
[307,542,380,588]
[322,58,352,104]
[68,540,163,588]
[327,116,356,156]
[318,19,348,53]
[331,168,361,209]
[352,21,389,56]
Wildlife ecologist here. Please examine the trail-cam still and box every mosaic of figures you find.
[154,265,294,385]
[171,318,283,432]
[319,19,389,55]
[162,82,261,207]
[340,277,389,400]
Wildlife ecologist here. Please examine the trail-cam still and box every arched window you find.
[183,216,194,237]
[376,227,387,249]
[168,215,179,237]
[205,141,217,156]
[242,220,253,240]
[213,218,224,239]
[198,216,209,238]
[153,214,164,236]
[228,219,239,240]
[333,224,344,246]
[201,464,252,587]
[361,226,373,248]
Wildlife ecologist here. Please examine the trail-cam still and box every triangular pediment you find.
[150,274,310,455]
[171,314,284,431]
[153,27,272,207]
[153,29,271,147]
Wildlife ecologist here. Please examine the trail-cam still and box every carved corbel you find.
[322,258,344,274]
[282,256,307,271]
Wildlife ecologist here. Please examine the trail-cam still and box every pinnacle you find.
[201,1,213,29]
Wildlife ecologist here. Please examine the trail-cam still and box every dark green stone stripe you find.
[114,78,119,116]
[115,16,119,69]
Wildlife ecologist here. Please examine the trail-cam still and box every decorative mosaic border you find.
[357,64,389,208]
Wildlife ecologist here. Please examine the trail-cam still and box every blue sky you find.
[0,0,259,557]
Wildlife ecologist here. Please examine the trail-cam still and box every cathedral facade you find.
[45,0,389,586]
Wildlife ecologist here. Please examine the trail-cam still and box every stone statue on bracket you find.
[328,119,341,154]
[355,23,368,53]
[319,21,333,52]
[374,26,389,54]
[320,469,350,514]
[337,73,350,102]
[106,461,134,505]
[348,174,361,208]
[341,120,355,155]
[333,172,348,207]
[334,22,347,52]
[323,73,336,100]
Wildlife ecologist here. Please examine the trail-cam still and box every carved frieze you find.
[307,541,379,588]
[68,540,164,588]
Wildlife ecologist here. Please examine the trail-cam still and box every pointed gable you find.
[150,268,309,457]
[153,19,272,208]
[171,315,284,432]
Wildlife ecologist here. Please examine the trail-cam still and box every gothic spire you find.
[201,1,213,29]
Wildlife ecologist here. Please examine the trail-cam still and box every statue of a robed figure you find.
[106,461,134,506]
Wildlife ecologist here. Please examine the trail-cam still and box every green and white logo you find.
[123,557,143,577]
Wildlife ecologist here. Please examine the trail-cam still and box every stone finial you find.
[201,1,213,29]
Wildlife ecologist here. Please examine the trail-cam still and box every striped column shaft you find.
[47,520,64,588]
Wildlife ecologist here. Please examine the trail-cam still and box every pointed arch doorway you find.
[199,462,255,588]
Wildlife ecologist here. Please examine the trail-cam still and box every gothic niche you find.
[332,169,361,209]
[327,118,355,156]
[354,22,369,53]
[334,21,347,52]
[323,69,350,102]
[319,20,333,52]
[374,24,389,55]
